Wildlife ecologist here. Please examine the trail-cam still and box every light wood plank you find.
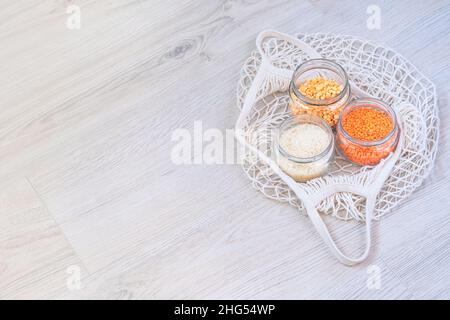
[0,177,87,299]
[59,199,413,299]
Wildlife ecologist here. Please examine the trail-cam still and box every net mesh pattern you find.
[236,33,438,221]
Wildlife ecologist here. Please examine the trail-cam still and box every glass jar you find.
[336,98,400,166]
[289,58,351,127]
[274,114,334,182]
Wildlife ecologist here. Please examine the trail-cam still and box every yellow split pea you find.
[299,77,342,100]
[291,77,344,126]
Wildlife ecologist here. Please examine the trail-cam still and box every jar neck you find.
[337,100,400,147]
[290,58,350,106]
[276,115,335,163]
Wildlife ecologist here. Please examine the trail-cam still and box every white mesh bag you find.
[235,31,439,265]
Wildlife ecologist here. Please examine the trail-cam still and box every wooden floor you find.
[1,0,449,299]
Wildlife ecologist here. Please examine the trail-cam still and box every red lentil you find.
[343,107,393,141]
[337,103,399,166]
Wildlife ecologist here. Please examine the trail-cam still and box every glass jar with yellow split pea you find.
[289,59,351,127]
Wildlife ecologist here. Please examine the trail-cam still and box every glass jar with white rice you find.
[274,114,334,182]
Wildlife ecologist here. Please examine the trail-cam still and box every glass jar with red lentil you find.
[336,98,400,166]
[289,59,351,127]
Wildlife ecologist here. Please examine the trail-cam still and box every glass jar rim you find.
[337,98,400,146]
[276,114,334,163]
[290,58,350,106]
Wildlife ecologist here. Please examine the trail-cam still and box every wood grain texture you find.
[0,0,449,299]
[0,177,87,299]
